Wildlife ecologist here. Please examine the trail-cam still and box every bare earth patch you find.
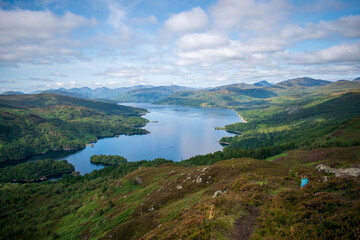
[231,207,259,240]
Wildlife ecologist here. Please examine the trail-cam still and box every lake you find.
[25,103,242,174]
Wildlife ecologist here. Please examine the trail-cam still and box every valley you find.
[0,77,360,239]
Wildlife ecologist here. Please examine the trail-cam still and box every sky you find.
[0,0,360,92]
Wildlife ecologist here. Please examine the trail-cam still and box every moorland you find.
[0,77,359,239]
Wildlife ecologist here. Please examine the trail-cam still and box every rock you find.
[183,176,191,182]
[176,185,183,190]
[320,176,329,182]
[212,190,227,198]
[196,175,202,183]
[202,167,209,172]
[136,176,143,184]
[316,164,360,177]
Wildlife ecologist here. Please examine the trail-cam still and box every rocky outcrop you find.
[316,164,360,177]
[212,189,227,198]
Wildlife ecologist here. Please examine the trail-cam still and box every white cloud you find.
[28,77,54,82]
[164,7,209,33]
[176,32,228,51]
[211,0,289,32]
[0,9,96,45]
[55,81,79,88]
[131,15,158,25]
[282,15,360,41]
[301,0,344,12]
[107,3,132,40]
[95,65,176,79]
[0,9,96,66]
[97,67,139,79]
[320,15,360,38]
[0,80,15,84]
[285,41,360,65]
[51,72,67,77]
[176,36,287,66]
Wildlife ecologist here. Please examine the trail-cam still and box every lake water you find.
[25,103,242,174]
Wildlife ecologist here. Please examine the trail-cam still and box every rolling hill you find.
[0,93,148,162]
[1,77,360,239]
[38,85,196,103]
[158,77,360,108]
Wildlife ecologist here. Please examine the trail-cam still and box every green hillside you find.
[0,94,148,162]
[158,78,360,109]
[38,85,196,103]
[221,91,360,149]
[1,143,359,239]
[112,86,195,103]
[1,79,360,239]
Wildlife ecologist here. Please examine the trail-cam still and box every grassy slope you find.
[158,80,360,109]
[0,159,75,182]
[1,143,359,239]
[1,81,360,239]
[0,94,148,162]
[221,91,360,149]
[111,86,194,103]
[1,117,359,239]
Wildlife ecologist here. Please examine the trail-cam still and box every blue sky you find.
[0,0,359,92]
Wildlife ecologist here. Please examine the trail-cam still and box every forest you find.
[0,93,148,162]
[0,159,74,183]
[0,78,359,239]
[90,155,128,165]
[221,91,360,150]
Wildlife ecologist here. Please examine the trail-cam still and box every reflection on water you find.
[14,103,242,174]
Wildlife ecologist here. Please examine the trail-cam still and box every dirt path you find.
[231,207,259,240]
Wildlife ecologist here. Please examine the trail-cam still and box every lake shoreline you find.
[11,170,74,183]
[3,103,241,175]
[231,109,247,123]
[0,130,149,168]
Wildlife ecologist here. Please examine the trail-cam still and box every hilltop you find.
[0,78,359,239]
[0,93,148,162]
[1,141,359,239]
[158,77,360,108]
[33,85,196,103]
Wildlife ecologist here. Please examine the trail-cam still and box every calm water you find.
[24,103,242,174]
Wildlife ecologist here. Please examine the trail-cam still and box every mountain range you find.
[1,76,360,239]
[1,77,359,103]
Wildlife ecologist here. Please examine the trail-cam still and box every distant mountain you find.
[211,83,253,91]
[39,85,195,103]
[158,76,360,109]
[0,93,147,162]
[69,86,154,99]
[320,80,360,92]
[277,77,331,87]
[211,81,272,91]
[353,77,360,81]
[112,85,196,103]
[226,88,277,98]
[0,91,24,96]
[41,89,93,100]
[253,81,273,87]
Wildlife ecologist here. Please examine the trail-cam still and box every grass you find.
[266,152,288,162]
[160,189,206,223]
[1,81,360,239]
[1,147,360,239]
